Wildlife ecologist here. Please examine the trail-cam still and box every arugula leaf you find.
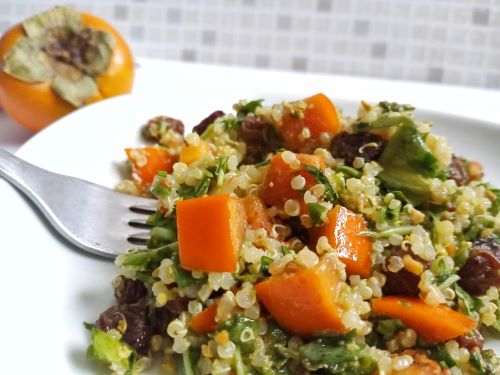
[488,187,500,215]
[428,343,456,368]
[299,333,376,375]
[87,328,137,374]
[375,318,404,340]
[378,101,415,113]
[435,273,460,290]
[454,284,479,317]
[377,117,439,205]
[304,165,338,204]
[172,252,202,288]
[224,315,259,354]
[117,242,178,277]
[147,226,177,248]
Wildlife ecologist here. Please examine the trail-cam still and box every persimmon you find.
[0,6,134,132]
[279,93,341,152]
[177,195,247,273]
[310,205,372,277]
[125,147,177,191]
[255,255,347,336]
[260,152,325,213]
[371,297,477,343]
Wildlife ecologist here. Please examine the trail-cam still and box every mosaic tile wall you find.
[0,0,499,88]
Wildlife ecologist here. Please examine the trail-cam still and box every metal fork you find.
[0,148,157,258]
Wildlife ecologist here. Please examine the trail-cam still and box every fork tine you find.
[128,218,153,229]
[127,232,150,245]
[129,204,157,214]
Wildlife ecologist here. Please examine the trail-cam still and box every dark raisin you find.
[382,269,421,296]
[458,238,500,296]
[456,329,484,351]
[382,247,427,297]
[240,116,273,164]
[193,110,225,135]
[113,276,148,305]
[330,131,385,166]
[151,297,189,335]
[142,116,185,141]
[96,305,152,355]
[449,155,470,186]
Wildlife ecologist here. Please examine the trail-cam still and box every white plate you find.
[1,91,499,374]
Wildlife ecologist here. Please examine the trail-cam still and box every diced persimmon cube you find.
[177,194,246,272]
[125,147,177,190]
[260,153,325,213]
[255,255,347,336]
[310,205,372,277]
[280,93,341,152]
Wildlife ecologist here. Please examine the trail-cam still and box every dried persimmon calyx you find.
[2,6,116,107]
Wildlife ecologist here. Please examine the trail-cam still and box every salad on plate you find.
[85,94,500,374]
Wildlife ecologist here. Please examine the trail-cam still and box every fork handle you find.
[0,148,51,199]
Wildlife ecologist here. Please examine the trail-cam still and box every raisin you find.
[240,116,281,164]
[193,110,225,135]
[382,269,421,296]
[330,131,385,166]
[151,297,189,335]
[458,238,500,296]
[457,329,484,351]
[449,155,470,186]
[142,115,184,141]
[113,276,148,305]
[96,305,152,355]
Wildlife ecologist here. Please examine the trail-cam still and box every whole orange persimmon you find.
[0,7,134,132]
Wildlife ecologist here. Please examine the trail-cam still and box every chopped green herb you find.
[178,175,211,199]
[260,256,273,274]
[182,348,195,375]
[308,203,328,225]
[304,165,338,204]
[215,156,229,187]
[235,99,264,116]
[281,245,293,255]
[360,226,416,238]
[150,182,171,199]
[336,165,362,178]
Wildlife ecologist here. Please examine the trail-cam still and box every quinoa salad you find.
[86,94,500,375]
